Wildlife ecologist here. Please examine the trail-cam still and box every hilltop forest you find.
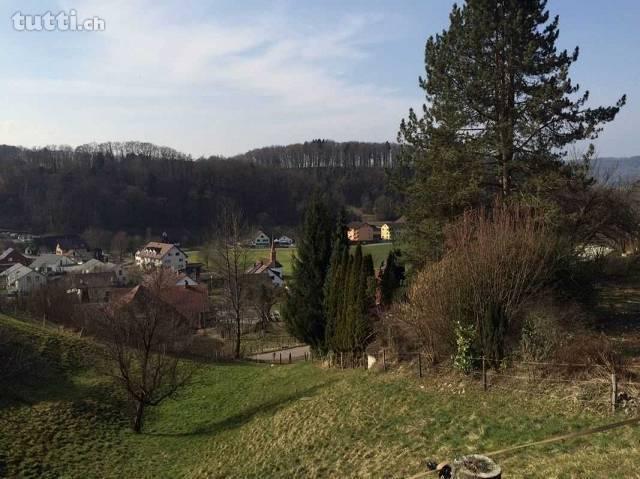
[0,140,401,241]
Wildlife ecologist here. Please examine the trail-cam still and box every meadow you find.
[2,313,640,478]
[186,242,395,279]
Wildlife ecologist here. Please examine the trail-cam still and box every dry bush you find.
[554,333,627,376]
[404,202,562,364]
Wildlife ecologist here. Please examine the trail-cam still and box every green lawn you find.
[2,314,639,478]
[186,242,395,279]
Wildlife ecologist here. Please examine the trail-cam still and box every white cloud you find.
[2,0,418,156]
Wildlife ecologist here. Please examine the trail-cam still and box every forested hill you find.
[232,139,399,168]
[593,157,640,183]
[0,141,399,240]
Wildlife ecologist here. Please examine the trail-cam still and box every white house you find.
[174,273,198,287]
[135,242,188,271]
[30,254,77,274]
[1,264,46,294]
[274,235,294,247]
[251,231,271,248]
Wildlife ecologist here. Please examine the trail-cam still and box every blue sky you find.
[0,0,638,158]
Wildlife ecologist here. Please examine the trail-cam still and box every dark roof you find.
[136,242,186,259]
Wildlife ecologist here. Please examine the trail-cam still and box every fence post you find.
[611,372,618,414]
[279,352,282,364]
[418,353,423,378]
[482,356,487,392]
[382,349,387,372]
[289,352,292,364]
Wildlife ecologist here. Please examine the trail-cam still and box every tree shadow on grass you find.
[147,378,337,438]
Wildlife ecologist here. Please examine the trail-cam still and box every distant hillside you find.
[231,139,399,168]
[592,157,640,183]
[0,141,398,238]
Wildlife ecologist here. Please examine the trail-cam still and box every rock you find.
[452,454,501,479]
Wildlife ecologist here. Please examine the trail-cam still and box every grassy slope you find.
[2,314,639,478]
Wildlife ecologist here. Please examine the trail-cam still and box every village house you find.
[174,273,198,287]
[30,254,77,274]
[274,235,294,247]
[112,282,211,329]
[0,248,30,273]
[347,222,375,243]
[58,271,120,303]
[0,264,46,295]
[251,231,271,248]
[245,243,285,287]
[135,242,188,271]
[62,258,128,285]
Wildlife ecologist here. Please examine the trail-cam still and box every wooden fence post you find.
[289,352,292,364]
[418,353,423,378]
[382,349,387,372]
[611,372,618,414]
[482,356,487,392]
[279,352,282,364]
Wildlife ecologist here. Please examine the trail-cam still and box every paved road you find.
[250,345,311,362]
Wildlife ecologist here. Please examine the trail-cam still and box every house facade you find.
[347,222,374,243]
[251,231,271,248]
[245,244,285,287]
[135,242,188,271]
[0,248,30,273]
[30,254,77,274]
[1,264,46,294]
[274,235,294,247]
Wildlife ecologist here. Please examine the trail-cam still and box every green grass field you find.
[3,313,639,478]
[186,243,395,279]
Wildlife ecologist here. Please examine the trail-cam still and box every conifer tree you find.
[398,0,626,263]
[379,251,402,307]
[324,215,349,350]
[282,194,334,351]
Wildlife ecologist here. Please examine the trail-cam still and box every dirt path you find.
[249,345,311,362]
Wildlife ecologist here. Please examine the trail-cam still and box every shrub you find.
[405,202,561,365]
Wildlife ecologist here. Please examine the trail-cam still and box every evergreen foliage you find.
[379,251,404,306]
[398,0,626,265]
[324,244,376,353]
[282,195,334,351]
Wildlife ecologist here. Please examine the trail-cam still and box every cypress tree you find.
[380,251,401,307]
[398,0,626,264]
[324,215,349,350]
[353,254,375,351]
[282,194,334,351]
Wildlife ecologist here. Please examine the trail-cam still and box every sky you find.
[0,0,638,158]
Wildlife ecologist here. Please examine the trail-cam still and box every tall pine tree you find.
[282,194,334,351]
[398,0,626,264]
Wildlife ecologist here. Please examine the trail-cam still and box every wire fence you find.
[317,348,640,414]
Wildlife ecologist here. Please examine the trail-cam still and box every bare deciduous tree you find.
[98,269,194,433]
[110,231,129,262]
[246,280,283,333]
[208,205,250,358]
